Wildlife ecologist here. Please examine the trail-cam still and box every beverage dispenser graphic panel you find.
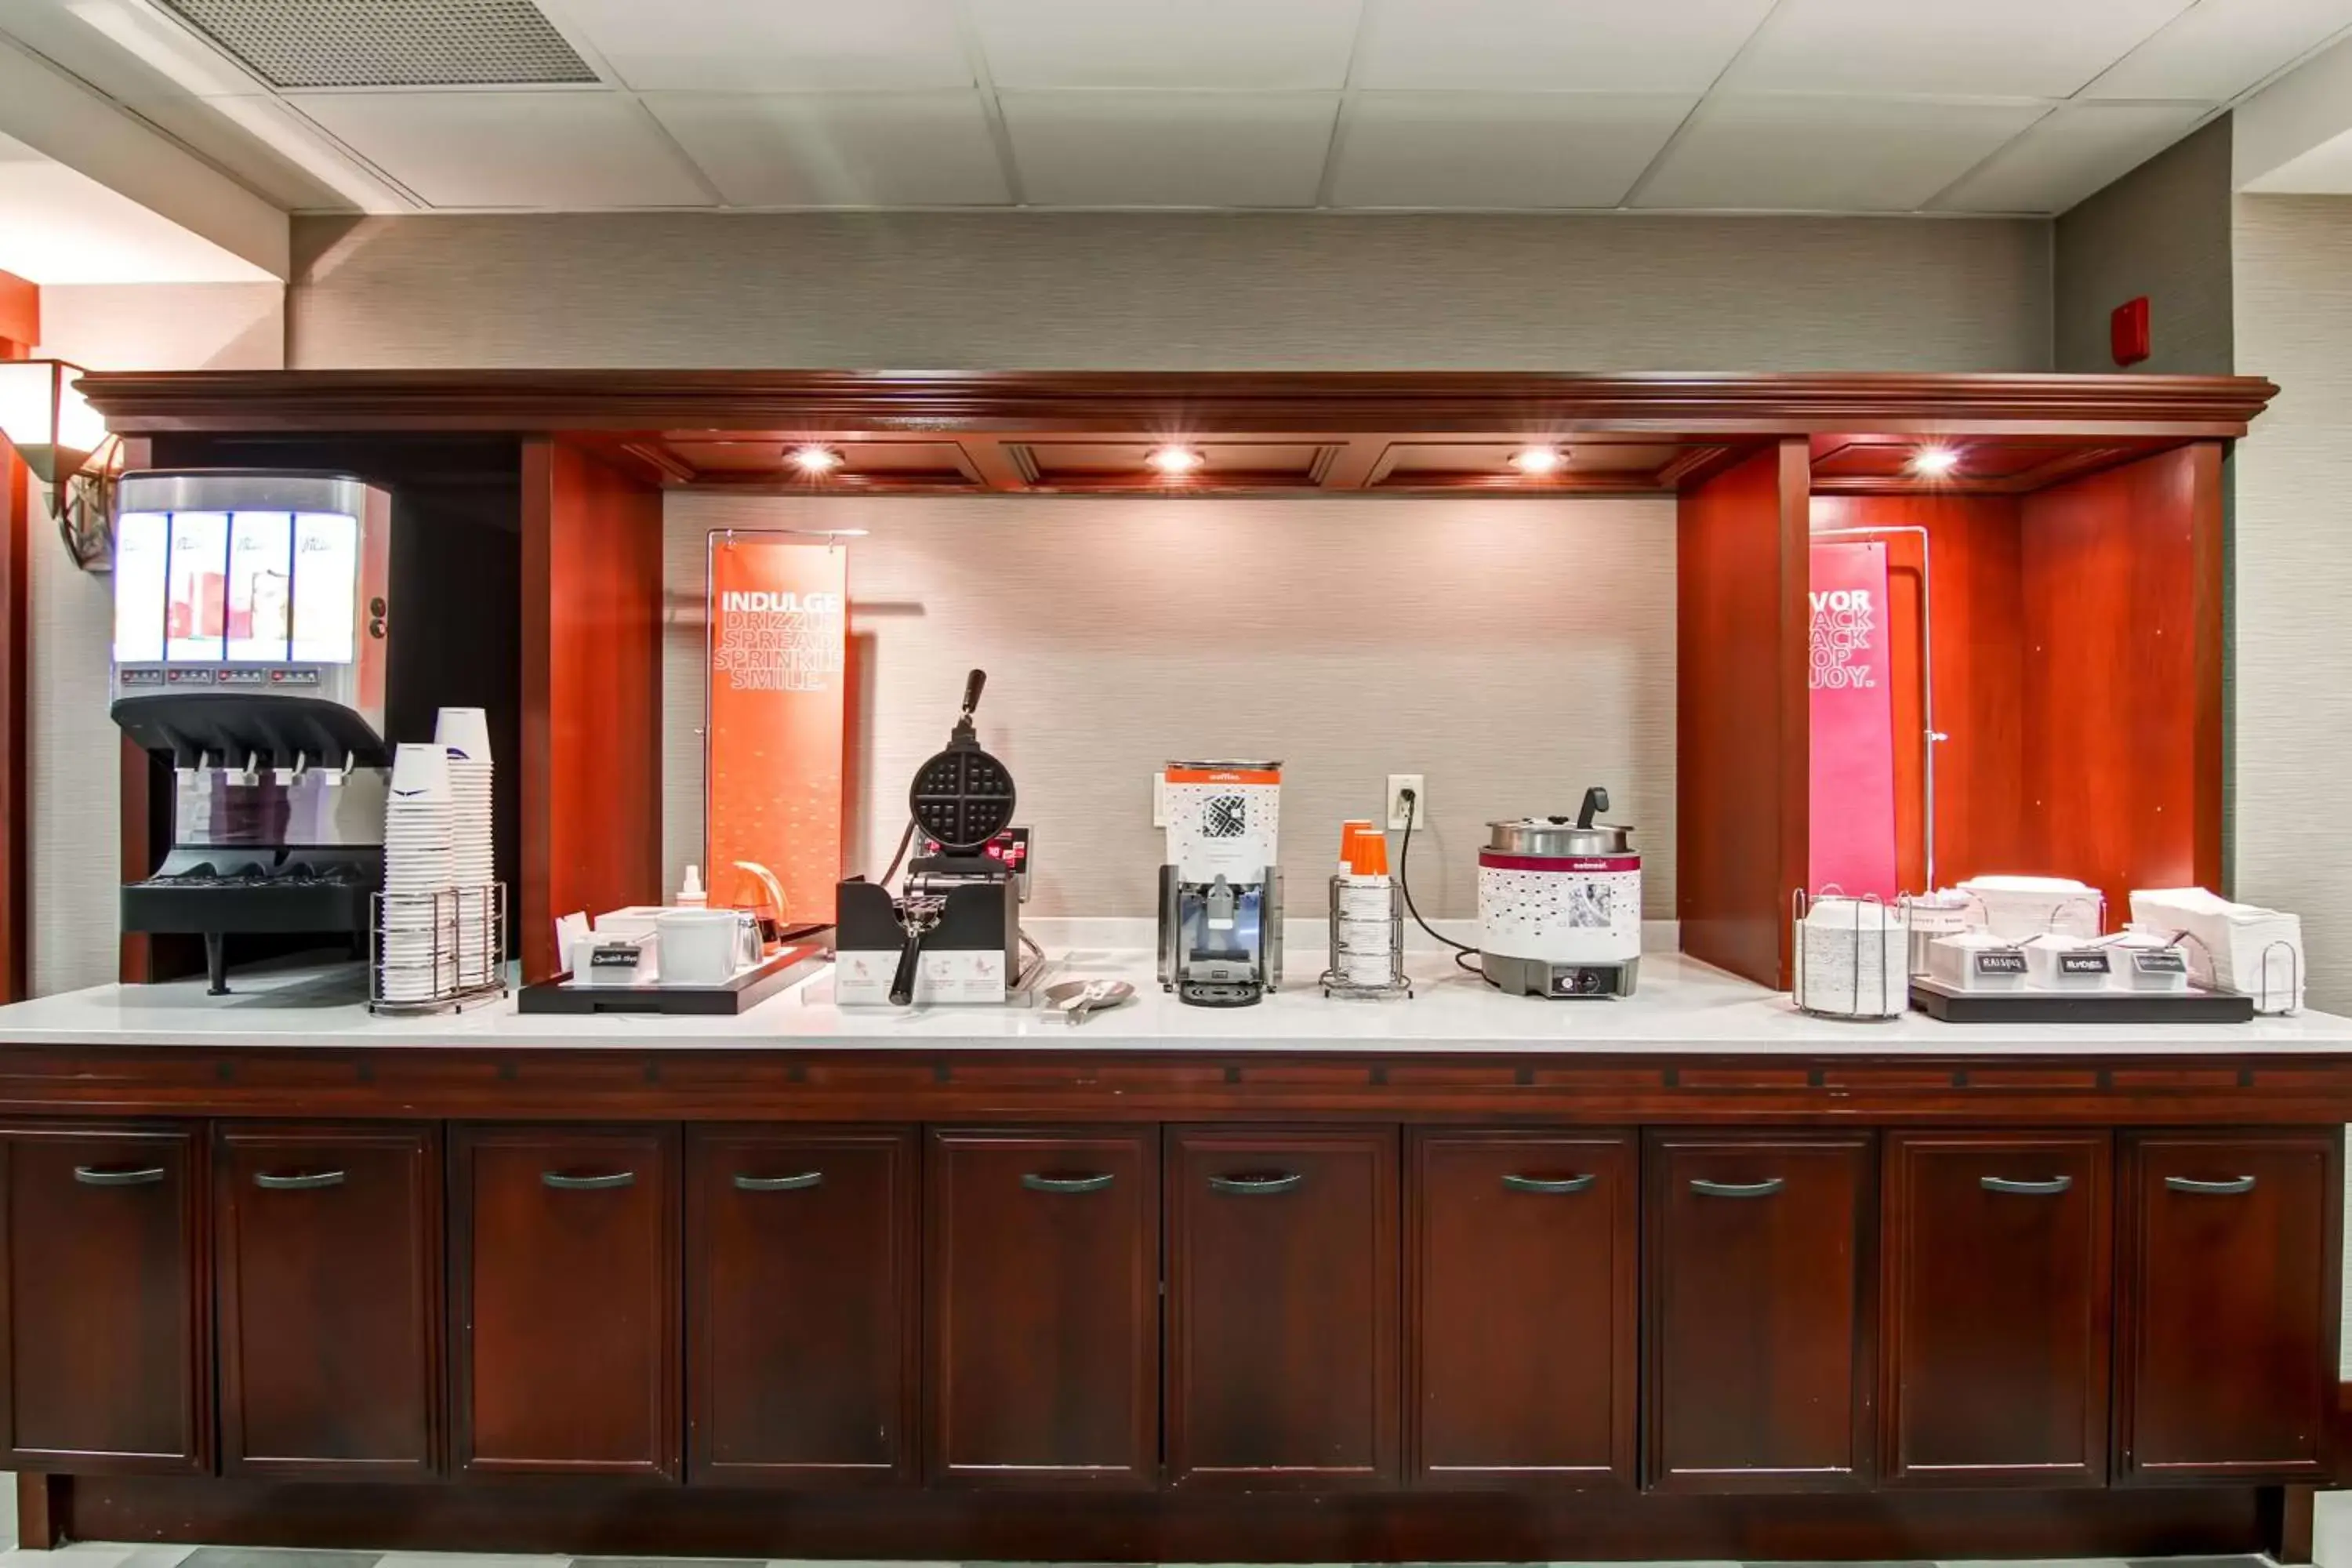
[111,470,391,767]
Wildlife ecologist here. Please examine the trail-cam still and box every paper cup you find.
[389,742,452,804]
[434,708,494,764]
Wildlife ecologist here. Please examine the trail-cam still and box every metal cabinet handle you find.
[734,1171,822,1192]
[2165,1174,2257,1195]
[1981,1174,2071,1196]
[1021,1172,1114,1194]
[1690,1177,1784,1198]
[255,1170,347,1191]
[1207,1172,1305,1196]
[542,1170,637,1190]
[73,1165,166,1187]
[1503,1173,1596,1195]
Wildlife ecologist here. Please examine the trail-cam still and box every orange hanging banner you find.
[706,533,848,927]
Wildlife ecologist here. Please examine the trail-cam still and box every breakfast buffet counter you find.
[2,943,2344,1566]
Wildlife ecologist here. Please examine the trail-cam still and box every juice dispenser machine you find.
[110,471,394,993]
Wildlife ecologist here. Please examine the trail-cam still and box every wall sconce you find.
[0,358,121,572]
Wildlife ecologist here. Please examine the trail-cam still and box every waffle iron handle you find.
[948,668,989,747]
[890,923,925,1007]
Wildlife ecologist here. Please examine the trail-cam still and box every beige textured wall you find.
[663,492,1677,920]
[2232,194,2352,1018]
[288,212,2053,372]
[29,282,286,997]
[2053,118,2234,376]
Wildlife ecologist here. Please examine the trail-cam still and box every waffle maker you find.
[836,670,1029,1005]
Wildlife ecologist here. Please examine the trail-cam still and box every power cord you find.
[1395,788,1495,984]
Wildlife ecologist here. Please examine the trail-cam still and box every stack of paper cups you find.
[435,707,496,986]
[383,742,456,1003]
[1337,829,1396,986]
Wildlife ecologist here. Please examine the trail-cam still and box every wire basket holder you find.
[2259,938,2303,1015]
[1791,887,1912,1021]
[369,884,509,1016]
[1321,875,1413,1000]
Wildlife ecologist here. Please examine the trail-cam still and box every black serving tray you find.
[517,937,830,1016]
[1910,976,2255,1025]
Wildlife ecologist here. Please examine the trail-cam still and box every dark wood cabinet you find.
[216,1123,442,1479]
[687,1124,917,1486]
[926,1126,1158,1487]
[1644,1130,1874,1493]
[1167,1125,1399,1490]
[1408,1129,1635,1489]
[2117,1128,2340,1483]
[1878,1131,2109,1487]
[451,1123,680,1479]
[0,1123,208,1472]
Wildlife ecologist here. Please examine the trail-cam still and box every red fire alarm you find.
[2111,296,2151,367]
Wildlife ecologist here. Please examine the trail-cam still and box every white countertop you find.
[1,942,2346,1055]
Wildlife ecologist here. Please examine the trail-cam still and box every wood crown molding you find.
[75,369,2281,438]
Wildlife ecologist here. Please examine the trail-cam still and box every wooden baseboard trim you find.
[56,1474,2267,1563]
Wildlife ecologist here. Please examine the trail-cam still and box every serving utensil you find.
[1043,978,1134,1025]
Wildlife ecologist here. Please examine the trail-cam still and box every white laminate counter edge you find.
[0,949,2347,1055]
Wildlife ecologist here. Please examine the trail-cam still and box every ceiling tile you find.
[1633,94,2049,211]
[1330,93,1693,208]
[1727,0,2195,97]
[1355,0,1774,90]
[1936,102,2211,212]
[2085,0,2352,100]
[285,90,710,208]
[644,92,1010,206]
[970,0,1362,89]
[543,0,973,90]
[1000,91,1338,205]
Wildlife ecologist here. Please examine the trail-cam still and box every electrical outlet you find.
[1152,771,1168,829]
[1386,774,1425,831]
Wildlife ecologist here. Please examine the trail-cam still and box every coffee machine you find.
[1158,760,1283,1007]
[110,471,394,993]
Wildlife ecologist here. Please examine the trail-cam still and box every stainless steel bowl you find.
[1486,816,1635,858]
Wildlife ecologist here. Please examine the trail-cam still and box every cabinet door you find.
[1167,1126,1400,1490]
[1644,1131,1874,1493]
[1879,1131,2109,1487]
[688,1125,917,1486]
[217,1123,442,1479]
[2118,1129,2339,1483]
[452,1123,680,1479]
[926,1127,1158,1487]
[0,1123,208,1472]
[1409,1130,1635,1490]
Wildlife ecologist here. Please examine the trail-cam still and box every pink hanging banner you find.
[1808,540,1900,898]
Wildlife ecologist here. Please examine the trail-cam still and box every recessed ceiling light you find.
[787,444,842,475]
[1909,446,1960,477]
[1146,445,1204,476]
[1510,446,1567,476]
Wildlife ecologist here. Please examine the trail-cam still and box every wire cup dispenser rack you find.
[1321,875,1413,1000]
[368,884,508,1015]
[1791,887,1912,1021]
